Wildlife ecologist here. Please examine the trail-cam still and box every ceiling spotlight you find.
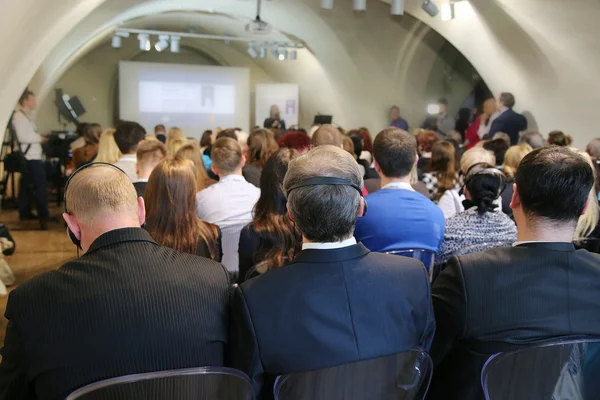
[248,46,258,58]
[321,0,334,9]
[259,47,266,58]
[138,34,151,51]
[441,3,455,21]
[422,0,439,17]
[111,35,122,49]
[170,36,180,53]
[290,49,297,60]
[391,0,404,15]
[154,35,169,52]
[271,47,280,58]
[278,49,287,61]
[353,0,366,11]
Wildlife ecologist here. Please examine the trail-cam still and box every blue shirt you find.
[390,118,409,131]
[354,188,445,253]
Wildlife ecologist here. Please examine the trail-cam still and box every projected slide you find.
[119,61,250,137]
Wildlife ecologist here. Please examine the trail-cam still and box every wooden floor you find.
[0,205,76,344]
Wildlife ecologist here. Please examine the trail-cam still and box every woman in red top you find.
[465,98,497,150]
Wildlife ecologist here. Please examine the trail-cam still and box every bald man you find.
[311,124,343,147]
[0,165,231,400]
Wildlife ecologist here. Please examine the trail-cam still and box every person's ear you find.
[63,213,81,241]
[240,154,247,169]
[137,196,146,226]
[211,165,218,176]
[414,153,419,166]
[581,198,590,216]
[136,163,140,176]
[374,160,382,174]
[509,183,520,210]
[357,197,365,217]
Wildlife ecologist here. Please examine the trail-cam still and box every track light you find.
[259,47,266,58]
[391,0,404,15]
[111,35,122,48]
[353,0,366,11]
[290,49,297,60]
[441,3,455,21]
[138,34,151,51]
[278,49,287,61]
[170,36,180,53]
[248,46,258,58]
[154,35,169,52]
[422,0,439,17]
[271,47,279,58]
[321,0,334,9]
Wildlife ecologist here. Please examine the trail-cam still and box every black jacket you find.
[485,108,528,145]
[429,242,600,400]
[230,243,435,399]
[0,228,231,400]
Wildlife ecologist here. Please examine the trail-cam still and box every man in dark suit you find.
[230,145,435,399]
[0,165,230,400]
[429,146,600,400]
[484,92,528,145]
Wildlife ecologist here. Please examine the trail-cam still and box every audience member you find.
[146,157,222,261]
[417,130,438,173]
[348,131,378,179]
[500,144,532,218]
[492,131,511,147]
[0,164,230,399]
[311,124,343,147]
[176,142,216,191]
[238,148,302,282]
[483,138,509,167]
[454,108,471,140]
[230,145,435,399]
[95,128,120,164]
[358,127,374,165]
[134,140,167,198]
[586,138,600,160]
[196,137,260,275]
[436,165,517,263]
[72,123,102,168]
[518,130,545,149]
[447,130,465,162]
[113,121,146,181]
[207,129,260,187]
[389,105,408,131]
[437,147,497,219]
[355,128,445,253]
[246,129,278,170]
[200,129,213,154]
[422,140,461,202]
[263,105,286,130]
[276,131,311,153]
[547,130,573,147]
[166,127,186,156]
[574,149,600,239]
[429,146,600,400]
[435,98,455,137]
[341,135,366,178]
[154,124,166,143]
[485,92,528,144]
[466,98,496,148]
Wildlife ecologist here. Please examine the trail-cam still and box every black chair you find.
[273,349,433,400]
[386,249,436,281]
[66,367,254,400]
[481,338,600,400]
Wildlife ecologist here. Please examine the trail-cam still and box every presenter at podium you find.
[263,105,286,130]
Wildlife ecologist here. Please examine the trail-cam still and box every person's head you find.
[216,128,238,141]
[114,121,146,155]
[373,128,417,179]
[18,89,36,110]
[311,124,342,148]
[165,127,185,156]
[438,97,448,114]
[358,128,373,153]
[247,128,279,169]
[199,130,212,148]
[512,147,594,237]
[270,105,280,118]
[492,132,511,147]
[460,146,496,175]
[211,137,245,177]
[154,124,166,135]
[63,165,144,251]
[389,106,400,121]
[347,132,364,157]
[83,123,102,146]
[463,165,506,215]
[448,130,463,145]
[145,156,218,257]
[341,136,356,159]
[252,148,302,274]
[586,138,600,159]
[176,141,210,191]
[483,138,510,166]
[277,131,311,153]
[95,128,120,164]
[418,130,438,154]
[431,140,458,201]
[519,130,545,149]
[136,140,167,180]
[498,92,516,109]
[547,130,573,147]
[283,145,365,243]
[502,144,532,180]
[573,149,600,239]
[482,98,497,116]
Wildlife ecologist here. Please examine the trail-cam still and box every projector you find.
[245,18,271,35]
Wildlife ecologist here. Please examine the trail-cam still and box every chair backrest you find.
[274,349,433,400]
[481,338,600,400]
[385,249,436,280]
[66,367,254,400]
[451,241,512,257]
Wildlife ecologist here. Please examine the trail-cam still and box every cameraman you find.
[12,89,50,229]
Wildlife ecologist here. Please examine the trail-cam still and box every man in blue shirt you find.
[355,128,445,253]
[389,105,409,131]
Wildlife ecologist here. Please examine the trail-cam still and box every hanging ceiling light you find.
[289,49,297,61]
[271,47,280,58]
[259,47,266,58]
[441,3,455,21]
[112,36,122,49]
[170,36,180,53]
[247,46,258,58]
[422,0,439,17]
[321,0,334,9]
[353,0,366,11]
[391,0,404,15]
[279,49,288,61]
[154,35,170,52]
[138,34,151,51]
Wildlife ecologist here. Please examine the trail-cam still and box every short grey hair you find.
[492,132,511,147]
[283,145,363,242]
[586,138,600,159]
[519,131,545,149]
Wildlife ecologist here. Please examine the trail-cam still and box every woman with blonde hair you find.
[175,141,216,191]
[421,140,461,203]
[500,144,533,218]
[166,127,186,156]
[94,128,120,164]
[246,129,278,170]
[574,149,599,240]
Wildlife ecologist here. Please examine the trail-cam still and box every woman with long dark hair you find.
[145,156,222,261]
[238,148,302,281]
[421,140,461,202]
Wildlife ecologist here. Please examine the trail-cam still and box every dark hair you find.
[500,92,516,109]
[154,124,166,133]
[19,89,34,106]
[348,132,363,156]
[465,168,504,215]
[277,131,311,152]
[431,140,458,201]
[547,130,573,147]
[200,130,212,147]
[83,123,102,145]
[438,97,448,106]
[358,128,373,153]
[455,108,471,137]
[113,121,146,154]
[519,131,545,149]
[483,138,510,165]
[251,149,302,274]
[516,147,594,223]
[216,129,238,141]
[373,128,416,178]
[247,129,279,169]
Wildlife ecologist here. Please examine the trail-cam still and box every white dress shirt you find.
[302,237,357,250]
[382,182,414,191]
[196,174,261,273]
[113,155,138,182]
[12,109,42,160]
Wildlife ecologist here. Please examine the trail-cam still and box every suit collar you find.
[513,241,575,251]
[289,243,370,264]
[87,227,157,254]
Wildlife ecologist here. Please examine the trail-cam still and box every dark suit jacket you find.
[0,228,231,400]
[486,109,528,145]
[133,181,147,198]
[230,243,435,399]
[238,223,260,283]
[429,242,600,400]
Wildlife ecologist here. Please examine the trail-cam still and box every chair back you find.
[274,349,432,400]
[451,241,512,257]
[481,338,600,400]
[66,367,254,400]
[385,249,436,280]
